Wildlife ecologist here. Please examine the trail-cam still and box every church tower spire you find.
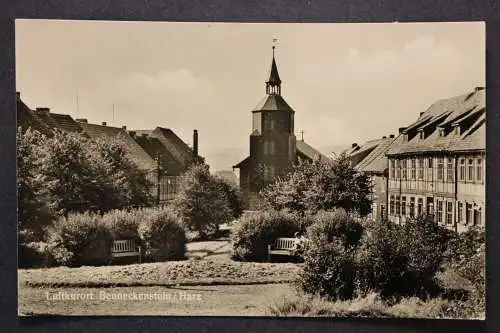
[266,46,282,95]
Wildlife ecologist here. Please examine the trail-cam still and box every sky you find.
[15,20,485,170]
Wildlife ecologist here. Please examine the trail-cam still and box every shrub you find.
[231,210,304,261]
[48,212,113,267]
[102,209,141,242]
[18,242,55,268]
[214,177,243,219]
[173,164,233,238]
[355,215,451,298]
[298,238,358,300]
[137,207,186,261]
[306,210,363,248]
[297,209,362,300]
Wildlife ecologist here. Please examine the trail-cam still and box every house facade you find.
[385,87,485,232]
[233,46,325,209]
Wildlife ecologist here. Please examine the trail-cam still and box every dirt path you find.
[20,283,296,316]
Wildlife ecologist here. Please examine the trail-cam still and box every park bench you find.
[267,237,299,262]
[110,240,142,263]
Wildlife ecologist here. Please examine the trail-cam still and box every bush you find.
[102,209,141,242]
[298,238,358,300]
[48,212,113,267]
[231,210,305,261]
[214,177,243,219]
[355,216,451,298]
[18,242,55,268]
[297,209,362,300]
[173,164,233,238]
[306,210,363,248]
[137,207,186,261]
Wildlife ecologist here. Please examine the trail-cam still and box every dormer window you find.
[454,125,461,135]
[419,130,425,140]
[438,128,445,137]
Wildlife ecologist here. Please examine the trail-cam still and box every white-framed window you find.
[418,159,424,179]
[446,201,453,225]
[409,197,415,217]
[411,159,416,180]
[390,195,395,215]
[457,202,463,223]
[390,160,395,179]
[417,198,423,216]
[459,158,466,181]
[401,160,407,179]
[428,157,433,180]
[468,158,475,181]
[447,158,454,182]
[437,158,444,181]
[477,158,483,182]
[396,160,401,179]
[437,200,443,224]
[401,196,407,216]
[263,140,275,155]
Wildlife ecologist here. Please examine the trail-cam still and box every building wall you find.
[368,174,388,221]
[387,152,485,232]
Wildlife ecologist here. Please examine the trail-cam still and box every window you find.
[417,198,423,216]
[418,159,424,179]
[401,160,407,179]
[459,159,466,181]
[446,202,453,225]
[437,200,443,223]
[401,196,407,216]
[264,116,275,131]
[395,196,400,215]
[263,140,275,155]
[409,197,415,217]
[263,165,275,181]
[396,160,401,179]
[428,157,433,180]
[474,209,481,226]
[468,159,474,181]
[437,158,444,180]
[390,195,395,215]
[477,158,483,182]
[466,203,472,225]
[390,160,395,179]
[457,202,463,223]
[411,159,416,179]
[447,158,454,182]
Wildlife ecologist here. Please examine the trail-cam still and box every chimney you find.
[101,122,107,126]
[398,127,407,134]
[75,118,88,123]
[389,134,395,138]
[193,129,199,157]
[475,86,485,92]
[36,107,50,113]
[419,112,425,117]
[128,131,136,137]
[351,143,358,148]
[382,136,387,139]
[16,92,20,101]
[122,125,127,130]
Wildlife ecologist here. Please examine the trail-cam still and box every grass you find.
[267,292,483,319]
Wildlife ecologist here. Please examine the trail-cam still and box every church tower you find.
[247,46,297,191]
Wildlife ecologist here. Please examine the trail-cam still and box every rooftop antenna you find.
[76,92,80,118]
[112,104,115,125]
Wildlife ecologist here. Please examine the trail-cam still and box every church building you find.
[233,46,326,209]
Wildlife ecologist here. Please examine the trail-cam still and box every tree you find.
[17,128,54,242]
[172,164,233,238]
[261,153,372,216]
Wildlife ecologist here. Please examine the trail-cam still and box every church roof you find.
[296,140,328,161]
[252,94,294,112]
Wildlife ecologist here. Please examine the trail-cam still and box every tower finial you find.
[266,40,281,95]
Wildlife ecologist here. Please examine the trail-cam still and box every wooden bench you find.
[110,240,142,263]
[267,237,299,262]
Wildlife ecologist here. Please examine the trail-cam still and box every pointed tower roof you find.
[267,47,281,86]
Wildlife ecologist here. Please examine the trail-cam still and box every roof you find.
[32,110,84,134]
[233,156,250,169]
[267,56,281,86]
[134,134,184,175]
[296,140,329,161]
[348,139,383,159]
[79,122,156,171]
[386,88,485,156]
[17,99,53,136]
[355,137,398,174]
[252,94,294,112]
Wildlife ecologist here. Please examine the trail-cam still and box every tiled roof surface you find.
[134,134,185,175]
[17,100,53,136]
[252,95,294,112]
[32,110,84,134]
[355,137,398,173]
[348,139,383,159]
[296,140,328,161]
[80,122,156,171]
[386,88,485,156]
